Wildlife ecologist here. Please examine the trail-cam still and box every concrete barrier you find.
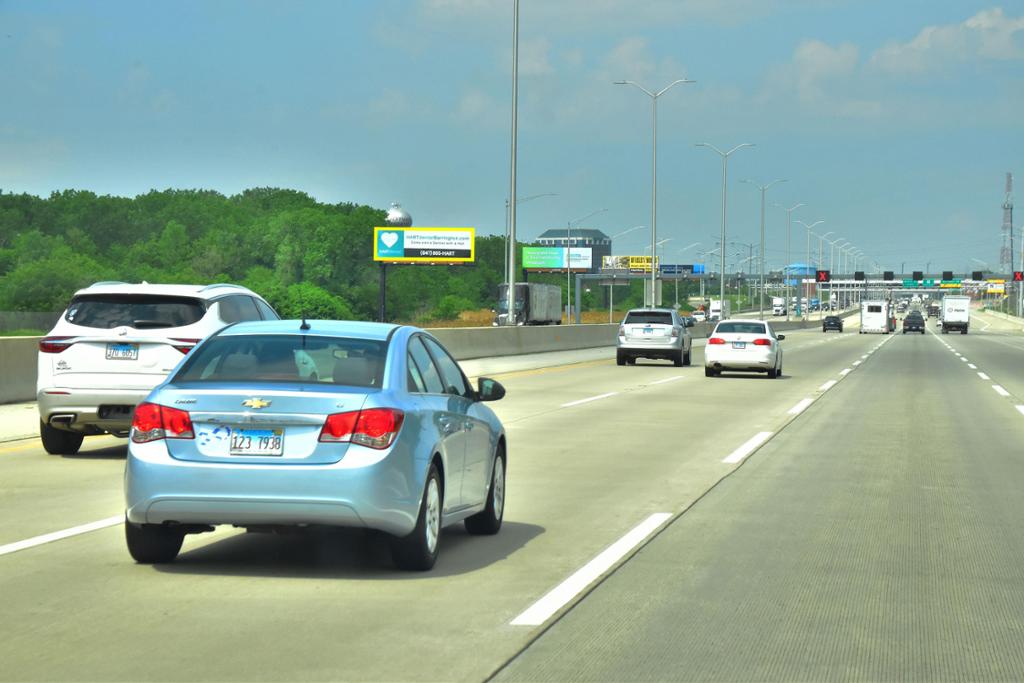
[0,314,860,405]
[0,337,40,405]
[1,324,622,405]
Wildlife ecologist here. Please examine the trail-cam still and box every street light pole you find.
[607,225,646,322]
[796,219,824,320]
[696,143,754,316]
[616,78,695,307]
[505,0,520,325]
[504,192,557,293]
[741,178,787,318]
[777,202,804,320]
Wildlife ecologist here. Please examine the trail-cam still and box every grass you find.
[401,308,638,328]
[0,329,45,336]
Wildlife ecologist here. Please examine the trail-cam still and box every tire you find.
[767,366,778,379]
[616,351,626,366]
[683,348,692,366]
[39,420,84,455]
[704,366,714,377]
[673,350,684,367]
[775,362,783,378]
[465,446,505,536]
[961,329,967,335]
[391,464,442,571]
[125,519,184,564]
[626,357,636,365]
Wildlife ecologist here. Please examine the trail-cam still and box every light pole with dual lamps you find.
[606,225,646,322]
[776,202,805,320]
[615,78,695,309]
[795,219,824,320]
[696,142,755,313]
[740,178,787,318]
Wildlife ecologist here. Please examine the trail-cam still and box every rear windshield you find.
[65,294,206,329]
[625,311,673,325]
[715,322,766,334]
[174,334,387,388]
[867,305,882,313]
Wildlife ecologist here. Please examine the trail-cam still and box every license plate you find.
[229,428,284,456]
[732,342,746,349]
[106,343,139,360]
[643,327,653,334]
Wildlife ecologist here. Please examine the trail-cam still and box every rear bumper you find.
[617,338,684,354]
[704,347,775,371]
[125,440,423,537]
[37,387,154,433]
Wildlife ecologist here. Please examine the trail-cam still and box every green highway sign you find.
[941,279,961,286]
[902,279,919,288]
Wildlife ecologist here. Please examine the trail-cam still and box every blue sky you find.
[2,0,1023,273]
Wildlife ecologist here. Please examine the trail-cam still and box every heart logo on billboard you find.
[380,232,399,248]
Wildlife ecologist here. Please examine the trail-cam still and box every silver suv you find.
[37,282,279,454]
[616,308,693,367]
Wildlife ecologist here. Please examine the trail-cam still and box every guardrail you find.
[0,314,856,405]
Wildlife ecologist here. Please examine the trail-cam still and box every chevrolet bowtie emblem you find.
[242,398,271,410]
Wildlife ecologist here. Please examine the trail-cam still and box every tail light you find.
[319,408,404,449]
[170,338,201,354]
[707,337,726,345]
[671,327,680,338]
[618,326,626,336]
[39,336,74,353]
[753,338,772,346]
[131,402,195,443]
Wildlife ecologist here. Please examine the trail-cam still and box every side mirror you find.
[476,377,506,402]
[777,334,786,341]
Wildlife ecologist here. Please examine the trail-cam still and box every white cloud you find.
[869,6,1024,75]
[454,89,499,124]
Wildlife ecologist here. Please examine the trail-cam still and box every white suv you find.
[37,282,279,454]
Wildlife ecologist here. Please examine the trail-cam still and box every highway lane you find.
[497,319,1024,681]
[0,319,906,682]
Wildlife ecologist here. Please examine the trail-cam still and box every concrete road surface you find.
[3,311,1024,681]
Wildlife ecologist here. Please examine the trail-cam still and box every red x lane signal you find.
[1014,271,1023,282]
[816,269,831,283]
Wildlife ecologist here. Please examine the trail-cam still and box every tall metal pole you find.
[505,0,519,325]
[798,220,824,320]
[616,79,694,307]
[697,143,754,316]
[778,203,804,320]
[741,179,786,318]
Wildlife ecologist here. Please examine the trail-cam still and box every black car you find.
[822,315,843,332]
[902,313,925,334]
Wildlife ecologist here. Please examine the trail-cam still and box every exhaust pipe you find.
[49,414,76,426]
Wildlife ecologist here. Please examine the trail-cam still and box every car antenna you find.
[299,292,311,331]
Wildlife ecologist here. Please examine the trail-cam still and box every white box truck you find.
[860,300,891,334]
[709,299,730,321]
[940,295,970,334]
[772,297,786,316]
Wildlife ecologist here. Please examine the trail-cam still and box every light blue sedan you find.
[124,320,507,571]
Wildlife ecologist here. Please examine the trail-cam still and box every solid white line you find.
[978,372,991,380]
[853,360,862,366]
[561,392,618,408]
[840,368,852,376]
[0,516,122,557]
[993,385,1010,397]
[510,512,672,626]
[1016,405,1024,417]
[788,398,814,415]
[861,355,869,359]
[968,364,977,369]
[722,431,774,464]
[819,380,838,392]
[649,376,684,385]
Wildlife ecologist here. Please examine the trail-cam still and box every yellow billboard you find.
[373,227,476,264]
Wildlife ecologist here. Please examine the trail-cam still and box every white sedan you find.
[704,319,785,378]
[691,310,707,323]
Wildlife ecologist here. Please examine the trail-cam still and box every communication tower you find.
[1001,173,1013,273]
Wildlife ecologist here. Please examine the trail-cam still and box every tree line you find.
[0,187,649,322]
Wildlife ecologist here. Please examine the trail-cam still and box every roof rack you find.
[199,283,248,293]
[89,281,127,286]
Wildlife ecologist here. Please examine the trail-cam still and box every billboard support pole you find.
[378,263,387,322]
